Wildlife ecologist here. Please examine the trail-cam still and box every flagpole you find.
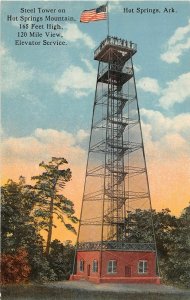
[107,1,110,36]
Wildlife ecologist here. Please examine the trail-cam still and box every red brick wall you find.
[76,251,101,279]
[101,251,156,277]
[76,250,157,278]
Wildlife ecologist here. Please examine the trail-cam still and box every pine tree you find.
[32,157,78,255]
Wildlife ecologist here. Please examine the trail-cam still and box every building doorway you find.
[125,265,131,277]
[87,264,90,277]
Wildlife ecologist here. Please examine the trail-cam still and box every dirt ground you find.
[2,280,190,300]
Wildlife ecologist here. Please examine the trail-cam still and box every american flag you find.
[80,4,107,23]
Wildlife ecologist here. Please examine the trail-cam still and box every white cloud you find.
[137,77,160,95]
[140,108,190,213]
[76,129,90,142]
[137,72,190,109]
[1,128,90,219]
[134,64,141,73]
[2,128,89,163]
[168,19,190,46]
[141,108,190,140]
[81,58,95,73]
[96,0,122,11]
[0,45,7,56]
[161,19,190,63]
[62,23,95,49]
[158,72,190,109]
[34,128,76,147]
[0,45,34,95]
[0,125,5,141]
[54,60,96,97]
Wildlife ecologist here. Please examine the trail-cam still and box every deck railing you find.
[94,36,137,59]
[77,241,155,251]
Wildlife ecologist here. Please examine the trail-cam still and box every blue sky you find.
[1,1,190,229]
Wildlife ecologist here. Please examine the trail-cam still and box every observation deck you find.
[94,36,137,63]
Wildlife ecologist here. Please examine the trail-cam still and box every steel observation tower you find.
[71,36,160,284]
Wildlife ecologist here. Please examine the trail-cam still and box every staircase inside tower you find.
[78,36,155,252]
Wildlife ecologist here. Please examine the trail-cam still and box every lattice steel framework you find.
[76,36,157,253]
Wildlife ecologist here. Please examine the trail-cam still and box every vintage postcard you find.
[1,1,190,299]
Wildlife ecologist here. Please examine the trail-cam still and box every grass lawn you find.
[2,282,190,300]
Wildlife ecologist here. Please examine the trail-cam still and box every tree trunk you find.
[45,196,54,256]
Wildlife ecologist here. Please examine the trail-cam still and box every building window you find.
[79,259,84,272]
[138,260,148,274]
[107,260,117,273]
[92,260,98,272]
